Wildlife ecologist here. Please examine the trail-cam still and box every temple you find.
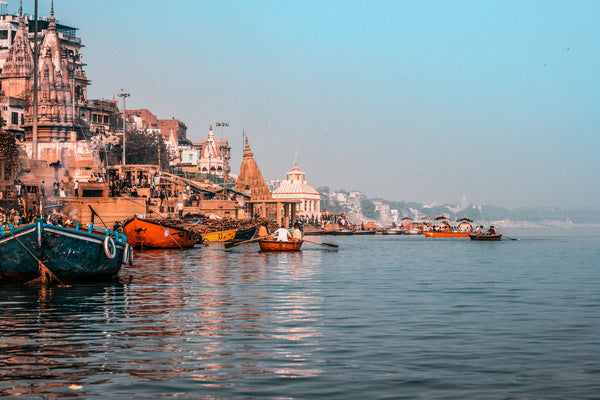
[272,162,321,218]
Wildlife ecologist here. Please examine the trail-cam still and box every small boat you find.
[468,233,502,241]
[353,229,377,235]
[0,219,129,283]
[423,231,470,238]
[202,229,237,243]
[224,226,257,245]
[332,229,354,235]
[258,239,303,251]
[302,225,324,236]
[122,216,198,249]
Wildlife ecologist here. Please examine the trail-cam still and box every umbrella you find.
[434,215,449,220]
[456,217,473,223]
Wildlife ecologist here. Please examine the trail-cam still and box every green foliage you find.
[360,198,378,219]
[111,129,169,169]
[0,129,18,167]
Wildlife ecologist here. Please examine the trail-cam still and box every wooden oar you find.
[303,239,339,249]
[501,234,518,240]
[224,237,262,249]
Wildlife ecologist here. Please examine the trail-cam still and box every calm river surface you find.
[1,229,599,399]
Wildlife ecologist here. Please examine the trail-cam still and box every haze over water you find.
[2,229,599,399]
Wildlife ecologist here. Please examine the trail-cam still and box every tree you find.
[111,129,169,169]
[360,198,378,219]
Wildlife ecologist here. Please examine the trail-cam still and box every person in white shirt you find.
[274,226,290,241]
[176,200,184,218]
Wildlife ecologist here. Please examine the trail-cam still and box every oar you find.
[501,234,518,240]
[224,237,262,249]
[303,239,339,249]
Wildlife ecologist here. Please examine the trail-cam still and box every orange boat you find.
[121,216,198,249]
[423,231,469,238]
[258,239,303,251]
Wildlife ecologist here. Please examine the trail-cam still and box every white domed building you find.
[271,163,321,218]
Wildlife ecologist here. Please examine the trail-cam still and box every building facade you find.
[271,162,321,218]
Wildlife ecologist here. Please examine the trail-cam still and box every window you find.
[103,115,109,124]
[0,30,8,40]
[11,112,18,125]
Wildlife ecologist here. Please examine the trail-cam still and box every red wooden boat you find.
[122,216,198,249]
[423,231,469,238]
[258,239,303,251]
[468,233,502,241]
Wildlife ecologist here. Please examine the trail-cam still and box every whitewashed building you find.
[271,162,321,218]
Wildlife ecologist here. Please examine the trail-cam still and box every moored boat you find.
[0,219,129,283]
[224,226,257,245]
[122,216,198,249]
[202,229,237,243]
[468,233,502,241]
[423,231,470,238]
[258,239,303,251]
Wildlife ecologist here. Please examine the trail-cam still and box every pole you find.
[32,0,38,159]
[118,89,130,165]
[215,122,229,199]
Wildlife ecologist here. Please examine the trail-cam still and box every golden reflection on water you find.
[0,245,327,396]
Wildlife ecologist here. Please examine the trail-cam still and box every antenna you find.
[293,138,300,166]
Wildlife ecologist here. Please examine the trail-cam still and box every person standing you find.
[15,180,22,200]
[40,181,45,198]
[53,181,59,196]
[176,199,184,218]
[74,180,79,197]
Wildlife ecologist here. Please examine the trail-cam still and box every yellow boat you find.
[201,229,237,243]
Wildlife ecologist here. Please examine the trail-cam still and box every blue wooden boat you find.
[0,219,130,283]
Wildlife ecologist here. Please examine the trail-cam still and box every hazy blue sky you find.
[19,0,600,209]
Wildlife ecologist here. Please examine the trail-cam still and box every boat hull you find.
[202,229,237,243]
[423,231,470,238]
[122,217,198,249]
[0,220,127,282]
[258,239,303,251]
[468,233,502,241]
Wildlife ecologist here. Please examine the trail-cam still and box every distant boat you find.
[0,219,129,283]
[468,233,502,241]
[258,239,303,251]
[122,216,198,249]
[423,231,469,238]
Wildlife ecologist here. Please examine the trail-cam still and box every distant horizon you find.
[15,0,599,210]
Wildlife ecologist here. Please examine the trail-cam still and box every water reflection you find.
[1,245,325,397]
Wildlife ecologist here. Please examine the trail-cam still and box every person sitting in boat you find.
[258,221,270,238]
[291,222,303,240]
[274,225,291,241]
[486,226,497,235]
[476,225,483,234]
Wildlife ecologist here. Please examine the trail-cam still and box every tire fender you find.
[104,236,116,259]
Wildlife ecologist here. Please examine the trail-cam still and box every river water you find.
[1,229,599,399]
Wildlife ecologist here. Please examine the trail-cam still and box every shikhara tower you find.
[1,1,93,169]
